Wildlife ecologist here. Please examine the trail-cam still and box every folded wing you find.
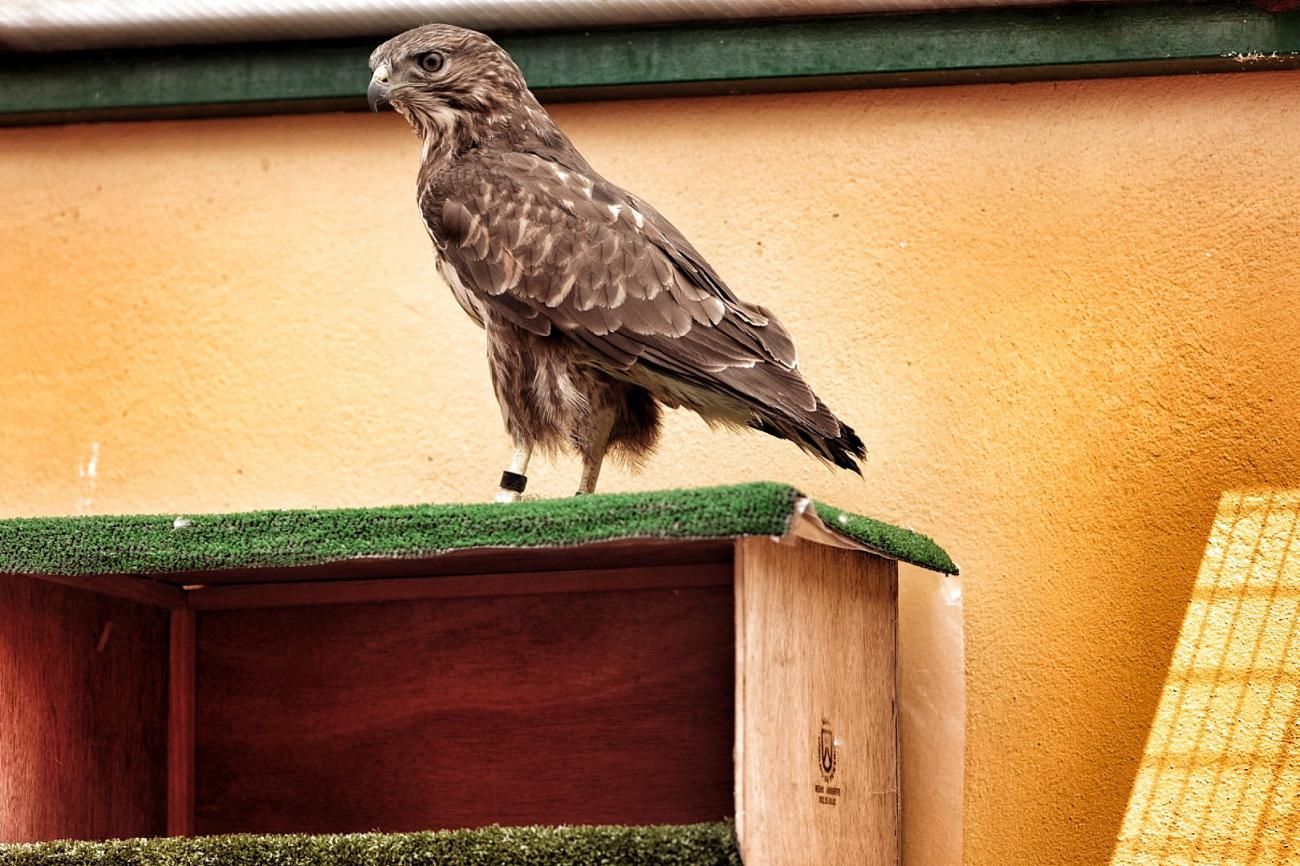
[429,151,864,469]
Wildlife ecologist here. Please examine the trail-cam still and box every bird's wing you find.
[429,151,842,437]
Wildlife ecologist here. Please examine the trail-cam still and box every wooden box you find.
[0,484,954,866]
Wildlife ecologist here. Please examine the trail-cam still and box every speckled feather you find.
[371,24,865,470]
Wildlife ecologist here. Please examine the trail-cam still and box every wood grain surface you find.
[163,538,735,588]
[0,576,168,842]
[167,610,196,836]
[186,563,733,610]
[194,563,735,833]
[16,572,184,609]
[734,539,899,866]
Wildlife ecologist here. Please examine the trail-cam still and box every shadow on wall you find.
[1110,489,1300,865]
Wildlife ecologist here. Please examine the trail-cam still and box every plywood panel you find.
[0,576,169,842]
[161,538,735,587]
[735,539,899,866]
[167,610,196,836]
[195,564,735,834]
[15,572,184,608]
[186,562,732,610]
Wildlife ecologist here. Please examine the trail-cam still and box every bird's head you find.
[368,24,532,145]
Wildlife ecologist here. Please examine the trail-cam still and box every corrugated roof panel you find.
[0,0,1120,52]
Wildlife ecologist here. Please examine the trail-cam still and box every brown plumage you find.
[368,25,865,498]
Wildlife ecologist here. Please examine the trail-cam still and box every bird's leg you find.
[576,408,615,496]
[495,444,533,503]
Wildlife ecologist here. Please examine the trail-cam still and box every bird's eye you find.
[418,51,446,73]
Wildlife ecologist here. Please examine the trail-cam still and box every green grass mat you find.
[0,481,956,577]
[0,822,740,866]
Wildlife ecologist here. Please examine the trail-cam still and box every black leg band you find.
[500,471,528,493]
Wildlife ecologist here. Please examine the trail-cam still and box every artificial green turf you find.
[0,823,740,866]
[813,501,958,575]
[0,481,956,577]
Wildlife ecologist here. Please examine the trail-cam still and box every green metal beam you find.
[2,3,1299,126]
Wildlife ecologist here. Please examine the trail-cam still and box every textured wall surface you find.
[2,71,1299,864]
[1110,490,1300,866]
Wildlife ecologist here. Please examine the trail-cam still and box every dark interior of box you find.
[1,549,737,843]
[1,577,169,842]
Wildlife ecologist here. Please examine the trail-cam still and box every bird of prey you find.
[368,25,865,501]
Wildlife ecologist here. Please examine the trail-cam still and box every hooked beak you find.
[367,64,391,112]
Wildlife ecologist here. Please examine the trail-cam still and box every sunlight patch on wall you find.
[1112,490,1300,865]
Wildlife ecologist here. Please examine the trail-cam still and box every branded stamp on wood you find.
[815,717,842,806]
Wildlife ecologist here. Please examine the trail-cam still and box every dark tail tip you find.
[749,414,866,474]
[828,422,866,474]
[839,422,866,459]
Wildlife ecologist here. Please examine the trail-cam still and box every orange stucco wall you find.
[3,71,1299,864]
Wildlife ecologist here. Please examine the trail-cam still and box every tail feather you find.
[618,343,867,472]
[749,403,866,474]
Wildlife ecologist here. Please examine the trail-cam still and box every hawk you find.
[368,25,865,500]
